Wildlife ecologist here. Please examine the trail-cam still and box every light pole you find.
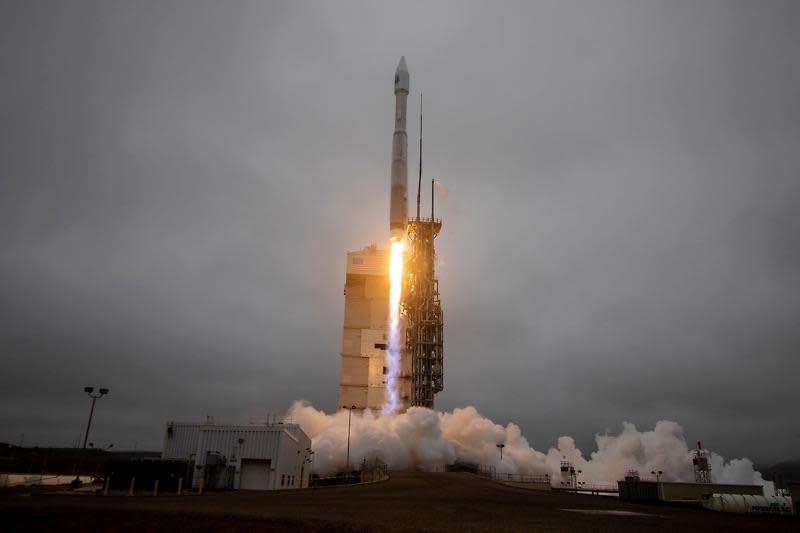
[82,387,109,449]
[496,443,505,461]
[343,405,356,471]
[651,470,663,482]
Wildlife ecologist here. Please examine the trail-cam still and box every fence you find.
[359,457,388,483]
[311,458,389,487]
[444,461,552,490]
[492,472,551,484]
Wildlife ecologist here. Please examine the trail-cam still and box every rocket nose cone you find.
[394,56,410,93]
[396,56,408,73]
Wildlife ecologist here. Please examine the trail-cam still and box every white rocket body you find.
[390,57,409,240]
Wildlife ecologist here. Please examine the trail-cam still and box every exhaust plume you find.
[287,402,772,493]
[382,239,405,415]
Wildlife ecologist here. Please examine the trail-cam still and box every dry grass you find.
[0,471,795,532]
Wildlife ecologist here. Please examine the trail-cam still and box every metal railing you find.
[555,481,619,494]
[493,472,551,484]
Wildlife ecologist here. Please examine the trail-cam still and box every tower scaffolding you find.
[403,179,444,408]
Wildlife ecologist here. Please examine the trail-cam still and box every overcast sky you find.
[1,0,798,463]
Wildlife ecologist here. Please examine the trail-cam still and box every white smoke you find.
[287,401,771,492]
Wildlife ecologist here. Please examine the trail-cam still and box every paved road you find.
[0,471,795,532]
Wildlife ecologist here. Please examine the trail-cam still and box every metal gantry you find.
[403,213,444,408]
[403,100,444,409]
[693,441,712,484]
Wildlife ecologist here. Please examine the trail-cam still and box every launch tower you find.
[404,95,444,407]
[337,57,444,412]
[404,211,443,407]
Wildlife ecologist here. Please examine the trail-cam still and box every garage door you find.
[239,459,271,490]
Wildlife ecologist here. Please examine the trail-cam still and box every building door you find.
[239,459,271,490]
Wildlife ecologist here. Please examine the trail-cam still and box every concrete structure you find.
[659,481,763,502]
[389,56,409,240]
[618,478,764,503]
[161,421,312,491]
[338,244,411,411]
[617,477,659,501]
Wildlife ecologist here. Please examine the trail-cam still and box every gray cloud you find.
[1,0,798,463]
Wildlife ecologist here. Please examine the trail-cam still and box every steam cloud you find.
[287,401,772,492]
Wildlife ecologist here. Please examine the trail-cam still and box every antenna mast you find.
[416,93,423,220]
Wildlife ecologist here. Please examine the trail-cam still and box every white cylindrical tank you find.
[703,493,793,515]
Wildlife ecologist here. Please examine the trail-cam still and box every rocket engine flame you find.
[383,238,404,415]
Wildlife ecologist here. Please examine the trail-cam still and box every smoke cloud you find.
[287,401,772,492]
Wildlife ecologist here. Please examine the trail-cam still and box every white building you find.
[162,420,313,491]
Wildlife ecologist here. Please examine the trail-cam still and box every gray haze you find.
[1,1,798,463]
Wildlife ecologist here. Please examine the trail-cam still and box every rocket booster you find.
[390,57,409,240]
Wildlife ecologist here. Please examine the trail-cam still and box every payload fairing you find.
[389,57,410,240]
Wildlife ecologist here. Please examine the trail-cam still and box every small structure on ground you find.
[161,420,312,491]
[618,477,763,504]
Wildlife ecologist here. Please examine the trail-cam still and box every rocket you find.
[389,57,409,240]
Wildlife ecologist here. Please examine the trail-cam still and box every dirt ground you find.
[0,471,795,532]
